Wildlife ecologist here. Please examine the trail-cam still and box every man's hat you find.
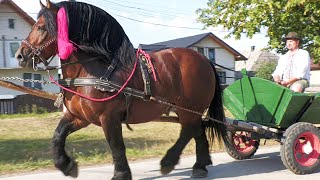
[283,32,302,41]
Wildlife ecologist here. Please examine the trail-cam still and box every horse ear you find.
[39,0,45,9]
[46,0,58,13]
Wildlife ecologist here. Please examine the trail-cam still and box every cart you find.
[223,69,320,175]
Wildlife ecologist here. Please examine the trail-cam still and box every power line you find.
[96,0,196,13]
[94,0,196,21]
[101,0,193,16]
[112,13,230,32]
[115,14,202,30]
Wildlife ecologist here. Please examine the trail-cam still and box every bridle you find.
[21,37,57,70]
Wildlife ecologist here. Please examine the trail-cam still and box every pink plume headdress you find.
[57,7,76,60]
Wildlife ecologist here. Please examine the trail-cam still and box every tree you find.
[197,0,320,62]
[254,61,277,80]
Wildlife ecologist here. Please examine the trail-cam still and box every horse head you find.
[15,0,58,68]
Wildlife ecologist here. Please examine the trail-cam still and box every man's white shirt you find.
[272,49,310,81]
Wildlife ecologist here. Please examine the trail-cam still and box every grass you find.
[0,111,278,175]
[0,112,226,175]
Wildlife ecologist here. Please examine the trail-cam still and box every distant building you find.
[310,61,320,87]
[139,32,247,85]
[0,0,60,113]
[236,47,279,78]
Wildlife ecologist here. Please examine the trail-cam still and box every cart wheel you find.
[224,131,260,160]
[280,122,320,174]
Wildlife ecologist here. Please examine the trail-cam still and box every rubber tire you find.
[280,122,320,174]
[224,131,260,160]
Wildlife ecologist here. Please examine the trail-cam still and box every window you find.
[23,73,42,89]
[10,42,19,58]
[23,73,32,88]
[8,19,15,29]
[197,47,204,55]
[33,74,42,89]
[208,48,215,63]
[217,71,226,84]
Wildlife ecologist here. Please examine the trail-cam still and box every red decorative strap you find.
[136,49,157,81]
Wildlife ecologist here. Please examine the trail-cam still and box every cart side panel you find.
[223,71,313,128]
[277,95,313,128]
[298,94,320,124]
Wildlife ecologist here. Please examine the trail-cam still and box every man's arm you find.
[272,55,285,83]
[280,77,299,87]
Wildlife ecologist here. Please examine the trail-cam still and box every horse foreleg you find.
[160,125,193,175]
[102,118,131,180]
[52,114,89,177]
[192,127,212,178]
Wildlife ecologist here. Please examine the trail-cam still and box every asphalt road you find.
[1,146,319,180]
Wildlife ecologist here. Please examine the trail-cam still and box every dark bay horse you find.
[15,0,226,179]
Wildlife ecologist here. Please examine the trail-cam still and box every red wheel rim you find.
[294,132,320,166]
[232,132,256,153]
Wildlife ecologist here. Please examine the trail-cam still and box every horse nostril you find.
[16,54,24,61]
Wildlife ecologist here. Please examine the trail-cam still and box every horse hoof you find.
[191,168,208,178]
[160,165,174,175]
[111,171,132,180]
[65,159,78,178]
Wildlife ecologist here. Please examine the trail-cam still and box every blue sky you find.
[12,0,269,51]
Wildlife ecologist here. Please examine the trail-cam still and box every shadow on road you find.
[139,151,320,180]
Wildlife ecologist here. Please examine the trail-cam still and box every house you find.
[310,61,320,87]
[235,47,279,78]
[139,32,247,85]
[0,0,60,113]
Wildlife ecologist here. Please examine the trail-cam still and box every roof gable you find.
[139,32,247,60]
[0,0,35,26]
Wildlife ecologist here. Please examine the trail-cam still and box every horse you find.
[15,0,226,179]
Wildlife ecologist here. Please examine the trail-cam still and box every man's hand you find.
[273,75,281,84]
[280,80,288,86]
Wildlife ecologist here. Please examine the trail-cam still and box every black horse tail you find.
[205,62,227,147]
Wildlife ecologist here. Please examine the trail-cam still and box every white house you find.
[139,32,247,85]
[310,62,320,87]
[0,0,60,113]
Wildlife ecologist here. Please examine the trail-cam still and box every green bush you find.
[255,61,277,80]
[17,104,47,114]
[31,104,47,114]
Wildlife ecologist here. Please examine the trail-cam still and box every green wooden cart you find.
[223,69,320,175]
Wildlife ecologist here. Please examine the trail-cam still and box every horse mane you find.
[38,1,136,66]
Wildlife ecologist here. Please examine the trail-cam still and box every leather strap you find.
[58,78,146,99]
[139,54,152,99]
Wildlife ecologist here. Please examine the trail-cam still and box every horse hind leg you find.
[52,114,89,177]
[192,125,212,178]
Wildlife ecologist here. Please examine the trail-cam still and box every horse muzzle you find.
[15,47,33,68]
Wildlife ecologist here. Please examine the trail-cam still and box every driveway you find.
[1,146,319,180]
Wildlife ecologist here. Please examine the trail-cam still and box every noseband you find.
[21,37,57,70]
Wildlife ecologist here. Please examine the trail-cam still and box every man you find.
[272,32,310,92]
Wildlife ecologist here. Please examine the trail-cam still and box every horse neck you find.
[60,54,101,79]
[60,53,135,82]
